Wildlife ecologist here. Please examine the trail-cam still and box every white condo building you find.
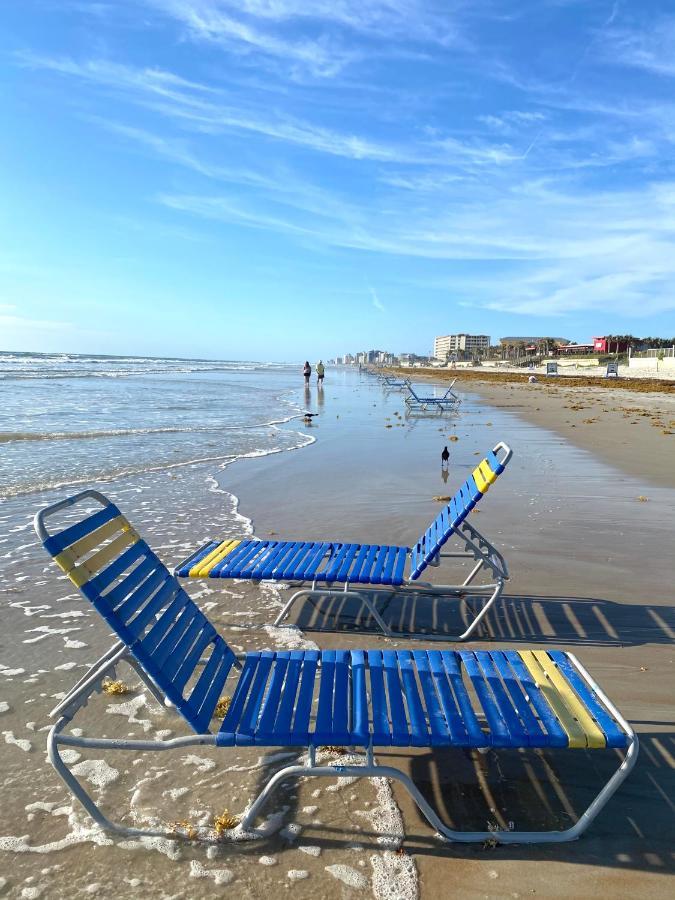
[433,333,490,360]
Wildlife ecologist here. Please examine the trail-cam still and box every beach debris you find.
[640,666,649,672]
[214,696,231,718]
[320,745,347,755]
[636,496,649,502]
[433,496,451,502]
[449,435,459,442]
[482,838,500,850]
[101,677,131,695]
[385,424,393,428]
[169,819,199,840]
[214,810,240,835]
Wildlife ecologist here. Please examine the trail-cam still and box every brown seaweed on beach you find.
[101,677,131,695]
[214,810,240,835]
[214,696,232,718]
[433,496,451,502]
[169,820,199,840]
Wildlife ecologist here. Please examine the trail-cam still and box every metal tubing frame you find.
[48,651,638,844]
[272,519,508,641]
[404,382,461,412]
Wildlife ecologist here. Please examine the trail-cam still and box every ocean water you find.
[0,351,312,499]
[0,353,423,898]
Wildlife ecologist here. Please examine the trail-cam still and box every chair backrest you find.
[35,490,236,734]
[546,361,558,375]
[606,361,618,377]
[409,442,512,580]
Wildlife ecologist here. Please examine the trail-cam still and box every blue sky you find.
[2,1,675,360]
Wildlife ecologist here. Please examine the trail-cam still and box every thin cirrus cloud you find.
[20,53,531,169]
[141,0,464,78]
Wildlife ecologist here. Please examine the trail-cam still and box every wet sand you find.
[387,367,675,490]
[1,370,674,898]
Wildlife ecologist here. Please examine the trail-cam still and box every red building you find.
[593,336,631,354]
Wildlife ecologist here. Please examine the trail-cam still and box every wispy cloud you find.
[142,0,464,79]
[22,54,534,168]
[368,284,385,312]
[604,16,675,78]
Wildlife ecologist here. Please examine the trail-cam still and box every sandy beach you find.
[1,365,674,898]
[385,367,675,490]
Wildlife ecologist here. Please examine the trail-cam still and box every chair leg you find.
[273,587,395,637]
[455,581,503,641]
[48,719,164,838]
[240,739,639,843]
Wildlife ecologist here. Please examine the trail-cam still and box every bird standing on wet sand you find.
[303,412,318,423]
[441,446,450,468]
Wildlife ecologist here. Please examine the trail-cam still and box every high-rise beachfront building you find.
[433,333,490,361]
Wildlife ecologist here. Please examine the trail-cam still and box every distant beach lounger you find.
[35,490,638,844]
[176,442,512,641]
[404,381,460,412]
[381,375,411,389]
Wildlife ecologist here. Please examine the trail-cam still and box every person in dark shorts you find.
[316,360,325,384]
[303,361,311,384]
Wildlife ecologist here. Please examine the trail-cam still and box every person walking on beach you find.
[303,361,311,384]
[316,360,325,385]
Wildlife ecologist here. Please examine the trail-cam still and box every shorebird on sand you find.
[441,446,450,468]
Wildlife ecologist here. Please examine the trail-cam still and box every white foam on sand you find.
[117,835,181,860]
[105,694,151,732]
[262,625,319,651]
[286,870,309,881]
[189,859,234,885]
[0,666,25,677]
[182,755,216,773]
[71,760,119,789]
[3,731,32,752]
[325,864,369,889]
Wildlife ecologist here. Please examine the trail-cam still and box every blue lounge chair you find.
[404,382,461,412]
[35,490,638,843]
[382,375,412,389]
[176,443,512,641]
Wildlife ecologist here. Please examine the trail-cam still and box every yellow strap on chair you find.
[189,539,241,578]
[58,528,139,588]
[472,458,497,493]
[519,651,606,749]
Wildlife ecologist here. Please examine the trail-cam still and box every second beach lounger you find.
[35,490,639,844]
[176,442,513,641]
[404,381,461,412]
